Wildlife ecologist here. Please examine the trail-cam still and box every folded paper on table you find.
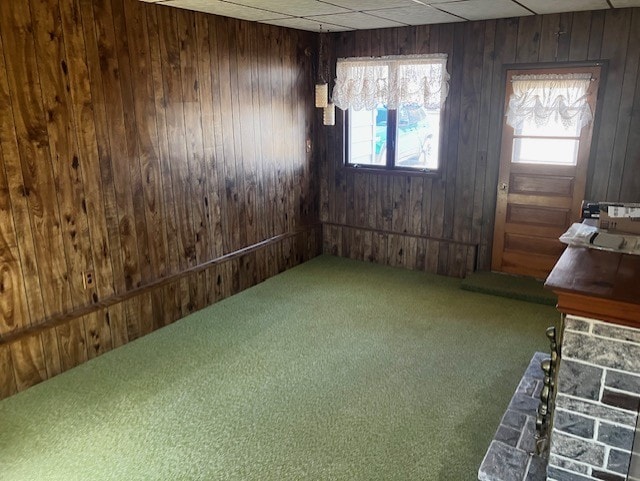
[559,223,640,255]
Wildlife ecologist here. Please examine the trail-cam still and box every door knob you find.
[499,182,508,191]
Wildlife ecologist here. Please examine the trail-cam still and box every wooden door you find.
[491,66,601,279]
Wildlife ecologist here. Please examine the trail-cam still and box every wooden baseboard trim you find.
[322,222,478,248]
[0,225,321,346]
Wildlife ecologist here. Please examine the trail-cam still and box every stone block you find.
[608,449,632,475]
[606,371,640,395]
[549,431,605,466]
[523,353,547,381]
[554,410,595,439]
[533,380,543,399]
[557,359,602,401]
[555,395,636,427]
[591,469,626,481]
[547,466,595,481]
[565,317,591,332]
[478,441,529,481]
[563,331,640,373]
[518,376,538,397]
[593,323,640,344]
[502,409,527,430]
[598,422,634,451]
[518,416,537,453]
[549,455,589,474]
[495,425,521,447]
[602,389,640,412]
[525,455,547,481]
[509,392,542,416]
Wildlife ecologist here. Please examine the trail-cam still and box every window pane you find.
[512,137,579,165]
[348,106,387,166]
[394,104,440,170]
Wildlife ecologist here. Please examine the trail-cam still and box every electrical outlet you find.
[82,271,95,289]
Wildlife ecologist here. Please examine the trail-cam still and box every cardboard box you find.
[598,203,640,235]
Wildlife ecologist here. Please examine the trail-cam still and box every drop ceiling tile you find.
[308,12,406,30]
[161,0,290,20]
[229,0,350,16]
[262,16,353,32]
[518,0,609,14]
[610,0,640,6]
[435,0,532,20]
[320,0,421,10]
[369,5,464,25]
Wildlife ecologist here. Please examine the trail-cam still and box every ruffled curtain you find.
[506,73,593,131]
[332,54,449,111]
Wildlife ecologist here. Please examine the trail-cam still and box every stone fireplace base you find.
[478,352,549,481]
[547,315,640,481]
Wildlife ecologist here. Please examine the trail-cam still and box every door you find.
[491,66,601,279]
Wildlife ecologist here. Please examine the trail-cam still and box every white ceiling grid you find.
[140,0,640,32]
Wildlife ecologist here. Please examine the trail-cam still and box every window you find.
[347,103,441,170]
[332,54,449,172]
[505,73,593,167]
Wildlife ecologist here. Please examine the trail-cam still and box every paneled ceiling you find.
[141,0,640,32]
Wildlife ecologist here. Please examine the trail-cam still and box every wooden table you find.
[544,245,640,328]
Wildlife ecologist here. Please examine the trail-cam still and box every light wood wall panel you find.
[320,8,640,277]
[0,0,320,398]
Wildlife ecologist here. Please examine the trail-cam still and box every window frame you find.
[343,105,444,176]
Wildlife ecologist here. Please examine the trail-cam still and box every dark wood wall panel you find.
[320,8,640,276]
[0,0,320,398]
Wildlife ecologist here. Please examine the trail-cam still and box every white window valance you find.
[331,54,450,111]
[506,73,593,131]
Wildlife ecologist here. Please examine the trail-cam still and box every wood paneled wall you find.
[320,8,640,277]
[0,0,320,399]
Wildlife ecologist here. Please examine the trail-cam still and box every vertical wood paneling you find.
[92,0,142,290]
[0,142,29,336]
[478,18,518,270]
[30,0,95,310]
[620,14,640,202]
[451,20,484,273]
[0,344,17,398]
[83,309,112,359]
[0,31,42,330]
[471,20,496,267]
[0,0,320,398]
[515,15,543,63]
[569,12,591,61]
[123,0,169,279]
[79,0,126,295]
[236,21,259,246]
[149,9,182,277]
[194,13,224,259]
[106,303,128,349]
[590,10,632,200]
[321,9,640,276]
[157,5,196,268]
[10,335,47,391]
[0,0,73,318]
[176,9,210,265]
[56,316,87,371]
[111,0,152,285]
[605,11,640,201]
[60,0,116,302]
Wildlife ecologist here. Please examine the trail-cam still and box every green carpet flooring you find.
[460,271,558,306]
[0,255,556,480]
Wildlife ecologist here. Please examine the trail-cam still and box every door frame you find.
[489,60,608,276]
